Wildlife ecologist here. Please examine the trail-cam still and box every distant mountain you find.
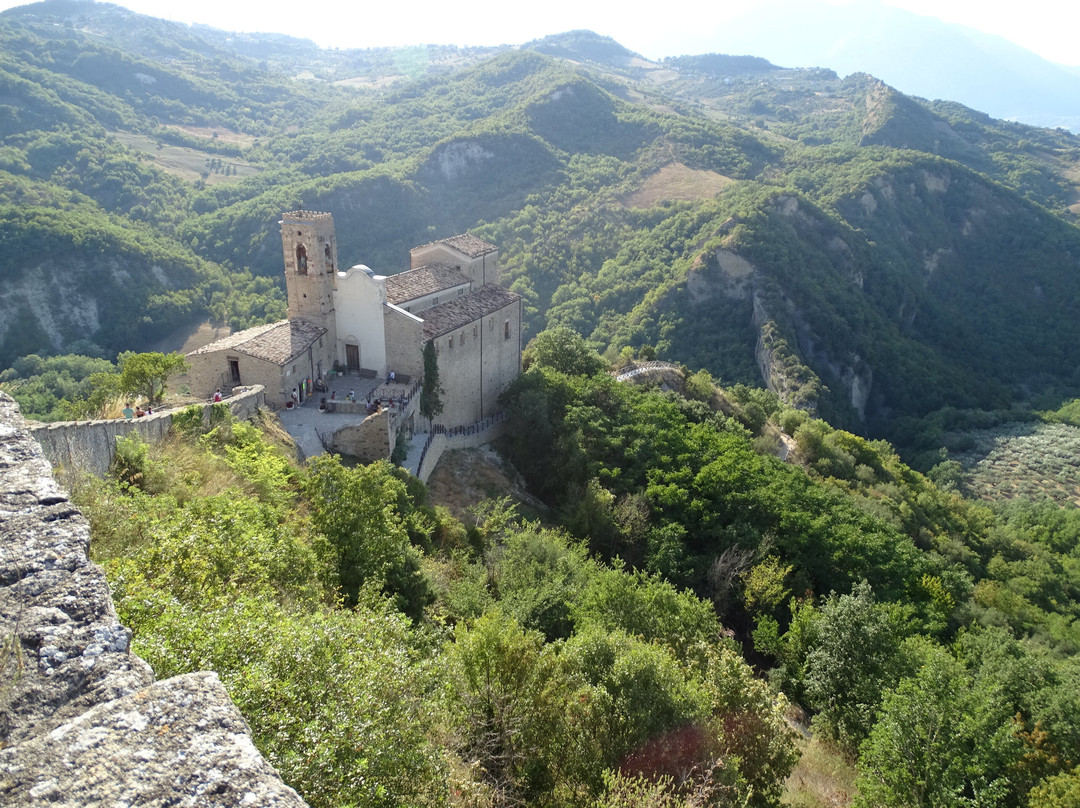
[525,30,642,67]
[697,0,1080,132]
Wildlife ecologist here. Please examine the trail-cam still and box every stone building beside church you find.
[187,209,522,427]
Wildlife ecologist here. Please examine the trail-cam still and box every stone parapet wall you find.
[416,415,509,483]
[328,408,393,462]
[26,386,266,477]
[0,392,307,807]
[319,399,366,416]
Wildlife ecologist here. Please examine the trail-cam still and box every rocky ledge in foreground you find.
[0,392,307,807]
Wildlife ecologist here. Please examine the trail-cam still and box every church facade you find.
[187,210,522,426]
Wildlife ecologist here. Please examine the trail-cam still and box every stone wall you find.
[416,415,510,483]
[430,300,521,427]
[328,408,393,463]
[188,348,285,407]
[383,306,425,380]
[0,392,307,807]
[26,386,266,478]
[431,325,484,425]
[479,301,522,421]
[409,242,500,288]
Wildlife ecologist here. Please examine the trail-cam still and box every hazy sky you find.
[1,0,1076,66]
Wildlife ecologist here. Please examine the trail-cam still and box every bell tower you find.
[281,209,338,341]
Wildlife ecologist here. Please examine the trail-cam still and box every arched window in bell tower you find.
[324,242,333,273]
[296,244,308,274]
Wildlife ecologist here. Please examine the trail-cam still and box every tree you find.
[854,641,1017,808]
[419,340,443,425]
[487,521,593,641]
[571,562,722,663]
[237,605,448,808]
[302,456,432,617]
[804,581,910,749]
[116,351,189,407]
[696,644,800,808]
[855,645,972,808]
[446,610,598,807]
[523,325,607,377]
[1028,766,1080,808]
[65,369,121,419]
[560,626,708,788]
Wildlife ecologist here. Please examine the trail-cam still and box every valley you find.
[3,3,1080,807]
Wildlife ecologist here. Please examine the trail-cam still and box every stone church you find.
[187,209,522,427]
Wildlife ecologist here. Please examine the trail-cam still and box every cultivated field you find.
[112,130,261,185]
[954,421,1080,505]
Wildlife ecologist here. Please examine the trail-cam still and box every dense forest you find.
[4,1,1080,806]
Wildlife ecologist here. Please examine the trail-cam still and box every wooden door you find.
[345,343,360,372]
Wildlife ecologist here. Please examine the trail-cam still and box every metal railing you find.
[613,361,681,382]
[366,377,423,405]
[415,410,508,474]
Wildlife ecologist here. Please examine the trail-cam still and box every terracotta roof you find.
[385,264,471,305]
[187,319,326,365]
[423,233,498,259]
[421,285,521,340]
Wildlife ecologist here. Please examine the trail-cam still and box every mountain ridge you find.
[698,0,1080,132]
[0,2,1078,450]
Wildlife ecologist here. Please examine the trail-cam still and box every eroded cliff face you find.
[690,244,874,420]
[0,392,307,807]
[0,256,107,357]
[0,243,201,370]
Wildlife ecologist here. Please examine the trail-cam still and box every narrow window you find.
[296,244,308,274]
[504,320,511,340]
[449,336,454,349]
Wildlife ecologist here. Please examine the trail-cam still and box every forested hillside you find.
[6,3,1080,806]
[2,1,1079,448]
[70,344,1080,808]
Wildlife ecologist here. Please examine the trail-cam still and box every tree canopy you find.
[116,351,189,407]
